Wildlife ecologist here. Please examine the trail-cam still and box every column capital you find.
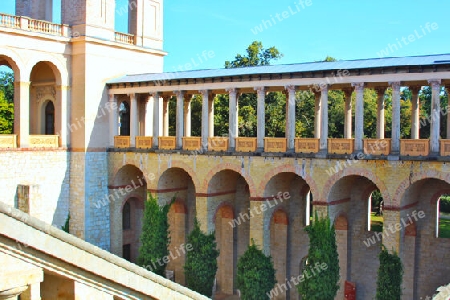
[351,82,365,90]
[254,86,266,92]
[149,91,160,97]
[226,88,239,96]
[409,85,422,94]
[174,90,185,98]
[285,85,296,93]
[199,89,210,96]
[389,81,401,89]
[319,84,329,92]
[428,79,441,89]
[108,94,117,102]
[374,86,386,95]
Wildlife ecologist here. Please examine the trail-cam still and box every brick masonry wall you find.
[0,150,70,228]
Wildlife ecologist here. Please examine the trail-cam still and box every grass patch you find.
[439,218,450,238]
[370,212,383,232]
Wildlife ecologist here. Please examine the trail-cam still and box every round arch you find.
[203,163,256,197]
[27,55,68,86]
[0,49,25,81]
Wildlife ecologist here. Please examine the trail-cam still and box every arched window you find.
[122,201,131,230]
[119,101,130,136]
[45,101,55,135]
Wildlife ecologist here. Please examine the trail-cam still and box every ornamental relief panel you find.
[34,85,56,104]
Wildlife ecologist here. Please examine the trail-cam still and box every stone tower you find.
[16,0,53,22]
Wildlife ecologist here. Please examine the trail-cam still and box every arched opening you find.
[0,56,17,135]
[437,195,450,238]
[30,61,60,135]
[119,101,130,135]
[157,167,196,285]
[368,189,383,232]
[327,175,383,300]
[44,101,55,134]
[398,178,450,298]
[109,164,146,262]
[208,170,250,297]
[263,171,310,300]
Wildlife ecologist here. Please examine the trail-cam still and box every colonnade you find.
[109,79,446,155]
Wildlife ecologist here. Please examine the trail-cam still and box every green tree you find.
[0,90,14,134]
[137,194,173,276]
[225,41,283,68]
[0,71,14,103]
[376,246,403,300]
[298,212,340,300]
[184,218,219,297]
[237,240,276,300]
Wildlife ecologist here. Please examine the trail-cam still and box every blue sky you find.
[1,0,449,72]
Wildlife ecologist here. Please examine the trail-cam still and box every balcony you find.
[115,32,135,45]
[0,13,70,37]
[400,139,429,156]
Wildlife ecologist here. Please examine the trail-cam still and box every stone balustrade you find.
[0,13,70,37]
[264,137,287,152]
[115,32,135,45]
[363,139,391,156]
[29,135,59,148]
[235,137,257,152]
[295,138,319,153]
[208,137,229,152]
[158,137,176,150]
[328,138,354,155]
[0,135,17,148]
[182,137,201,151]
[400,139,430,156]
[114,136,130,148]
[136,136,152,149]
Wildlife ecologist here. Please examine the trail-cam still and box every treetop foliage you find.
[225,41,283,69]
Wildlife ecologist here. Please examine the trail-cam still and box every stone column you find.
[255,87,266,151]
[200,90,210,151]
[14,81,30,148]
[342,88,352,139]
[410,86,421,139]
[184,95,191,137]
[285,85,296,151]
[144,94,153,136]
[175,91,185,149]
[429,79,442,154]
[375,87,385,139]
[352,82,365,151]
[56,85,69,147]
[129,93,138,147]
[162,96,169,136]
[319,85,329,151]
[227,88,238,151]
[152,92,160,148]
[314,91,321,139]
[390,82,401,154]
[208,96,214,137]
[108,94,118,147]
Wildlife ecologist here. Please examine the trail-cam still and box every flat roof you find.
[108,53,450,84]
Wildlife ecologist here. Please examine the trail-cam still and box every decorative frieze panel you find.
[235,137,257,152]
[0,135,17,148]
[29,135,59,148]
[328,138,354,154]
[400,139,429,156]
[158,137,176,150]
[114,136,130,148]
[440,140,450,156]
[182,137,201,151]
[264,138,287,152]
[294,138,319,153]
[208,137,229,152]
[136,136,152,149]
[363,139,391,156]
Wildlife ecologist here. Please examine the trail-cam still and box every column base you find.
[315,150,328,159]
[387,153,400,161]
[256,147,264,153]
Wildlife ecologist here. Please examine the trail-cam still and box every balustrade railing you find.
[0,13,69,37]
[115,32,135,45]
